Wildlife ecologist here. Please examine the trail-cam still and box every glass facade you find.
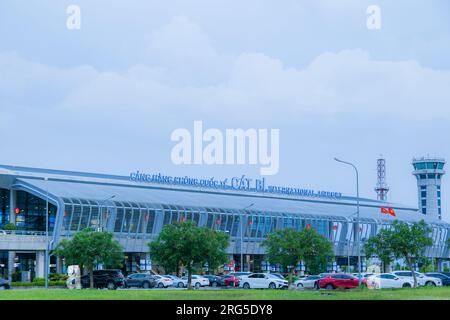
[14,191,57,231]
[0,189,10,228]
[414,162,445,170]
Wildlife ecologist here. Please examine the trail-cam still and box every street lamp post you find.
[345,212,358,273]
[241,203,254,272]
[44,177,49,289]
[334,158,361,286]
[98,195,116,232]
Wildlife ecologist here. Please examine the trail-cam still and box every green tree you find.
[298,228,334,275]
[263,227,334,285]
[263,229,303,285]
[388,220,432,287]
[364,228,394,273]
[149,221,229,289]
[54,228,124,288]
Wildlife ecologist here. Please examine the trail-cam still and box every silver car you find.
[294,275,321,289]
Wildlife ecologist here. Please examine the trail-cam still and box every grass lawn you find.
[1,287,450,300]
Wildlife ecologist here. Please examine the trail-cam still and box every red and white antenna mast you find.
[375,155,389,201]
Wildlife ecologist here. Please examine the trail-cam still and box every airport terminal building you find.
[1,163,449,281]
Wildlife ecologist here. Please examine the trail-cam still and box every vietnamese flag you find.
[381,207,396,217]
[388,208,396,216]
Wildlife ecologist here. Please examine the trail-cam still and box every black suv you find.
[203,275,222,287]
[81,269,125,290]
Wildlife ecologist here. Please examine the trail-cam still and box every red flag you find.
[306,223,311,229]
[332,224,338,230]
[248,219,253,225]
[388,208,396,216]
[381,207,396,217]
[215,218,221,225]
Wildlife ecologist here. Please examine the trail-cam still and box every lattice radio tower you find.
[375,155,389,201]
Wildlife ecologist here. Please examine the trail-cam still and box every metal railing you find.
[0,230,50,236]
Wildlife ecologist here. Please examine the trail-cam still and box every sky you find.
[0,0,449,220]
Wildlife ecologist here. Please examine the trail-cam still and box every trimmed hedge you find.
[11,280,66,287]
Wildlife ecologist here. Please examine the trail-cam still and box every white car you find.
[366,273,414,289]
[153,275,174,288]
[391,271,442,287]
[181,275,210,288]
[240,273,288,289]
[294,275,321,289]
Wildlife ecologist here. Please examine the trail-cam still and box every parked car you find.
[181,275,210,288]
[294,275,321,289]
[440,272,450,278]
[351,273,374,285]
[153,275,174,288]
[229,272,252,280]
[270,273,285,280]
[163,275,185,288]
[219,275,240,287]
[240,273,288,289]
[203,275,222,287]
[0,278,10,290]
[318,274,359,290]
[425,273,450,286]
[80,269,125,290]
[124,273,156,289]
[366,273,414,289]
[391,271,442,287]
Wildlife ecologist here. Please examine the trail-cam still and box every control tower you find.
[412,157,445,220]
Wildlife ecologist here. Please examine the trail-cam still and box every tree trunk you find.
[406,257,417,288]
[187,262,193,290]
[89,267,94,289]
[288,268,294,287]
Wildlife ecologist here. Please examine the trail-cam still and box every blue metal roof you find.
[3,163,445,225]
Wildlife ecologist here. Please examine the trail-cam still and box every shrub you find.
[49,273,69,281]
[11,280,66,287]
[2,223,16,230]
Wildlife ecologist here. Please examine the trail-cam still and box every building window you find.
[421,191,427,198]
[421,186,426,190]
[0,189,10,228]
[421,200,427,207]
[427,174,436,179]
[420,174,426,179]
[422,208,427,214]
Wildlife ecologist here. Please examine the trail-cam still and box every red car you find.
[219,275,240,287]
[318,274,359,290]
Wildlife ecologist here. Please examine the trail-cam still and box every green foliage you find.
[49,273,69,281]
[364,228,395,272]
[11,280,66,287]
[149,221,229,289]
[364,220,432,287]
[263,228,303,283]
[2,223,16,230]
[54,228,123,288]
[263,227,333,283]
[299,228,334,275]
